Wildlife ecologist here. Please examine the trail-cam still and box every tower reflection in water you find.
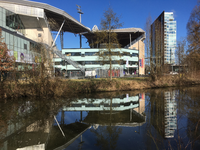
[151,91,177,138]
[164,91,177,138]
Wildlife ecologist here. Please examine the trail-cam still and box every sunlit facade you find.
[54,48,140,77]
[164,91,177,138]
[54,27,146,77]
[0,0,146,78]
[0,6,41,71]
[164,12,176,64]
[151,11,176,71]
[0,0,91,76]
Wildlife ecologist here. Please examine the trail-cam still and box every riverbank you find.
[1,74,200,100]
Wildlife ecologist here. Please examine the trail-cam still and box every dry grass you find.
[1,73,200,100]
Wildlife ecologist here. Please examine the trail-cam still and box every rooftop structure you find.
[84,27,145,48]
[0,0,91,33]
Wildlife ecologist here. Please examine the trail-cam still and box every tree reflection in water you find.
[90,98,122,150]
[91,126,122,150]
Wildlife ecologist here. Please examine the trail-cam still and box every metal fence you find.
[64,66,124,79]
[95,68,122,78]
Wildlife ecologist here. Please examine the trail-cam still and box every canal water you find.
[0,86,200,150]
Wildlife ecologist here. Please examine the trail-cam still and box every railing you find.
[52,49,85,72]
[43,13,85,73]
[124,34,145,49]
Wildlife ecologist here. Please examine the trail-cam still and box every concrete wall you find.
[134,93,145,114]
[25,27,53,46]
[130,40,145,75]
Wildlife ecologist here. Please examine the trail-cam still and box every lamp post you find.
[76,5,83,48]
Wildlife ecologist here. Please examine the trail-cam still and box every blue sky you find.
[33,0,197,49]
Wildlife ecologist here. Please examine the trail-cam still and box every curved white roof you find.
[0,0,91,33]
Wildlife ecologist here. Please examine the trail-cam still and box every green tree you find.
[94,7,123,80]
[0,28,15,82]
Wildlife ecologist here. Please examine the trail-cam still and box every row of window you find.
[1,29,40,53]
[55,61,138,66]
[65,52,138,57]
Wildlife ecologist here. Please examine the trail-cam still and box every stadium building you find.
[0,0,145,78]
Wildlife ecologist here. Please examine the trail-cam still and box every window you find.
[6,10,25,34]
[30,42,36,51]
[65,52,81,56]
[131,53,138,57]
[85,61,100,65]
[77,61,85,65]
[123,52,130,56]
[55,62,60,65]
[24,44,27,50]
[85,52,99,56]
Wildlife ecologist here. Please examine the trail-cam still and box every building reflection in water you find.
[0,93,146,150]
[151,91,177,138]
[47,93,146,149]
[62,93,146,126]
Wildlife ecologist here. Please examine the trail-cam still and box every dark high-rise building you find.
[151,11,176,73]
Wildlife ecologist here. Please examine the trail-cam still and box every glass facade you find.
[0,6,41,70]
[164,12,176,64]
[6,10,25,35]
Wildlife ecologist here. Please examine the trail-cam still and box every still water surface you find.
[0,86,200,150]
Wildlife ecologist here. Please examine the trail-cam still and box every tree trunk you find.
[109,20,112,80]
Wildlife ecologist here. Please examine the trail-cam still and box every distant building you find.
[151,11,176,73]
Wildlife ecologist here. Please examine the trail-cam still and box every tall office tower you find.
[151,11,176,72]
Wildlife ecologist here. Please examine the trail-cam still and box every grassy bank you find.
[1,74,200,100]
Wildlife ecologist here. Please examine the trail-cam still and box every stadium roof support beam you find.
[51,19,65,48]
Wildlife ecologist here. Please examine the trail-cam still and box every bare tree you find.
[187,1,200,53]
[150,17,162,75]
[176,38,187,78]
[186,1,200,74]
[144,15,152,69]
[94,7,123,80]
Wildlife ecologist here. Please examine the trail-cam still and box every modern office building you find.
[151,11,176,72]
[0,0,145,78]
